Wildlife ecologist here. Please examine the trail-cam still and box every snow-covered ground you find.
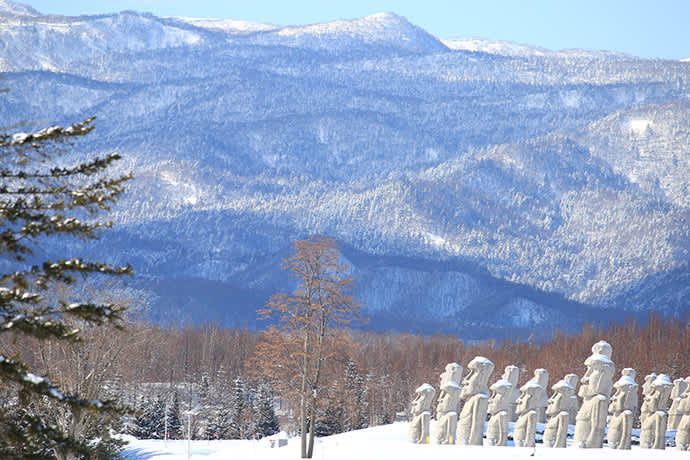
[122,422,689,459]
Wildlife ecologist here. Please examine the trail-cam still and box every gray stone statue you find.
[640,374,673,450]
[485,378,513,446]
[640,372,657,426]
[619,368,638,414]
[528,368,549,423]
[564,373,579,425]
[440,362,463,388]
[675,382,690,450]
[574,340,615,448]
[543,379,573,448]
[435,381,461,444]
[457,356,494,446]
[502,365,521,421]
[513,382,542,448]
[668,377,689,430]
[408,383,435,444]
[607,371,638,450]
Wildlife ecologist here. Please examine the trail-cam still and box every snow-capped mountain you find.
[2,2,689,339]
[441,37,631,59]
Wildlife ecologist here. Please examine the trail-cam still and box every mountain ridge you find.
[1,3,689,338]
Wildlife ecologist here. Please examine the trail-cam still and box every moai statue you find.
[639,374,673,449]
[528,368,549,423]
[435,381,462,445]
[457,356,494,446]
[408,383,435,444]
[668,377,689,430]
[607,371,638,450]
[574,340,615,448]
[502,365,521,421]
[513,382,542,448]
[640,373,658,426]
[440,362,463,388]
[564,373,579,425]
[543,379,574,448]
[619,369,638,414]
[675,380,690,451]
[485,379,513,446]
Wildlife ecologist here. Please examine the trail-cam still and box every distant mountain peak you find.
[442,37,632,59]
[173,16,279,34]
[252,12,448,53]
[0,0,38,15]
[442,37,553,57]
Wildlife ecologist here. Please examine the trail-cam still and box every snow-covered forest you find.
[1,1,689,338]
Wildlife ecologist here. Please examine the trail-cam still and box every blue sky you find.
[23,0,690,60]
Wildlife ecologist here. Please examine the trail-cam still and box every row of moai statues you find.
[409,340,690,450]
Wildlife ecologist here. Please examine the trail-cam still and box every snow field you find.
[122,421,690,460]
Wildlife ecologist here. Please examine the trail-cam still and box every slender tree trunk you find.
[300,323,311,458]
[300,392,308,458]
[307,394,316,458]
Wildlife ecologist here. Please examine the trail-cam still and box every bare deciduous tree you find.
[254,236,364,458]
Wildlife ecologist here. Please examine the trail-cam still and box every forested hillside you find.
[1,1,689,337]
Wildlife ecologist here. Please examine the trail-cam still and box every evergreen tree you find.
[204,403,230,440]
[253,380,280,437]
[0,117,131,458]
[315,404,343,437]
[343,360,369,431]
[130,395,165,440]
[228,376,248,439]
[164,392,183,440]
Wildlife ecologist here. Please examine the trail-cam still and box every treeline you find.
[3,313,689,439]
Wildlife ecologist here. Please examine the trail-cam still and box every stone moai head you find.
[678,378,690,413]
[591,340,612,357]
[412,384,436,415]
[460,356,494,400]
[672,378,689,400]
[610,374,637,414]
[579,341,615,399]
[564,373,579,390]
[546,380,574,416]
[488,379,513,416]
[516,382,542,416]
[440,362,463,387]
[502,365,520,386]
[621,368,636,380]
[532,368,549,388]
[642,373,658,397]
[642,374,673,413]
[437,381,462,414]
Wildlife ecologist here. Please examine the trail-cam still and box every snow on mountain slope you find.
[0,8,207,72]
[0,0,37,15]
[2,3,690,337]
[173,17,278,34]
[245,12,449,53]
[441,37,553,57]
[442,37,631,59]
[575,100,690,208]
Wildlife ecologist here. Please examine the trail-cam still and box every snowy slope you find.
[442,37,631,59]
[122,422,689,459]
[173,17,278,34]
[244,12,449,53]
[1,2,690,337]
[0,9,207,72]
